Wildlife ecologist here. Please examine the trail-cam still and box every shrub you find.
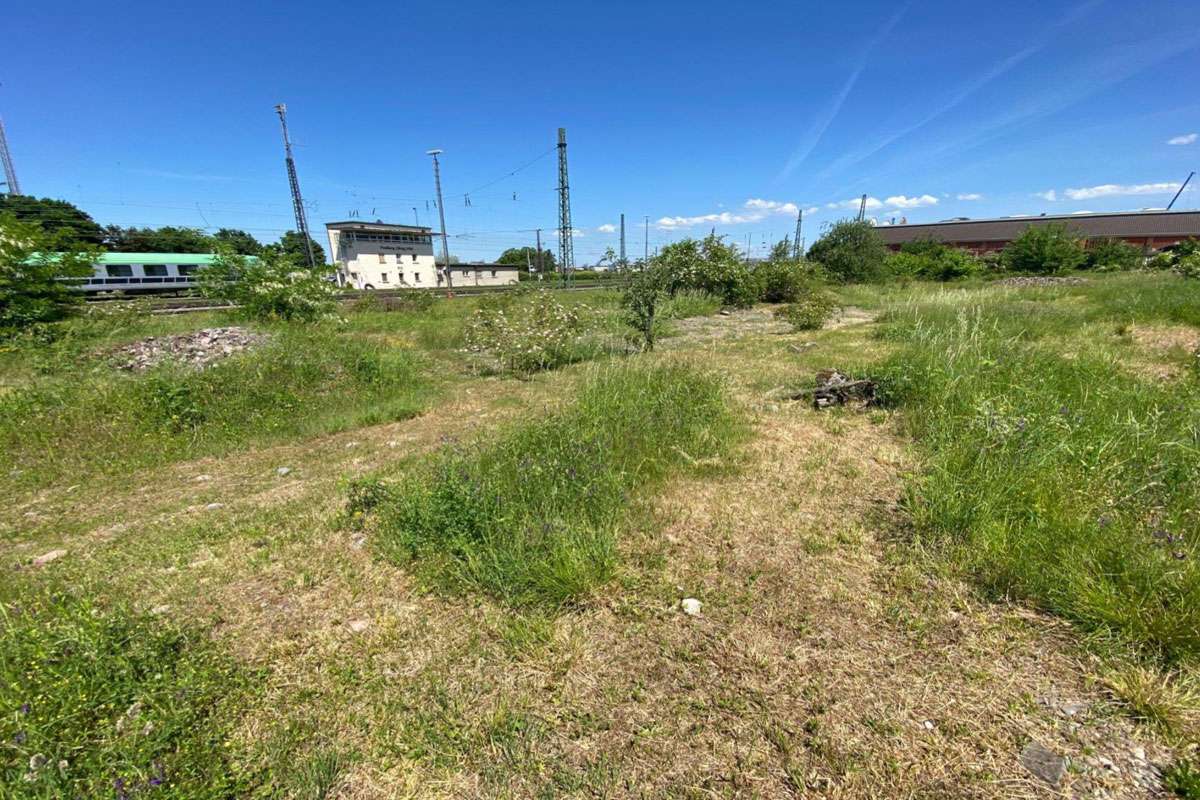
[754,258,825,302]
[196,248,337,322]
[622,265,670,351]
[0,212,99,332]
[462,289,587,374]
[656,235,758,307]
[1085,238,1143,272]
[774,289,839,331]
[1000,224,1086,274]
[807,220,889,283]
[1175,252,1200,280]
[890,239,981,281]
[366,362,740,606]
[0,588,256,795]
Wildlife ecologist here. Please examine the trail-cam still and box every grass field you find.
[2,276,1198,797]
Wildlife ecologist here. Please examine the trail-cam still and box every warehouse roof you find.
[874,210,1200,246]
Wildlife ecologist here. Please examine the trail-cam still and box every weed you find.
[775,289,839,331]
[1165,760,1200,798]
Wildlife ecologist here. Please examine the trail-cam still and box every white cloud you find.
[1063,182,1182,200]
[655,197,811,230]
[830,196,884,211]
[745,198,800,215]
[884,194,939,208]
[1035,190,1058,201]
[1168,133,1198,145]
[596,223,617,233]
[956,192,983,201]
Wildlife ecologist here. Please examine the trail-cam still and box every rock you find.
[719,309,732,316]
[150,604,171,615]
[350,534,368,550]
[1132,746,1146,761]
[922,720,935,731]
[348,619,371,633]
[276,467,292,477]
[193,474,212,482]
[681,598,702,616]
[1020,741,1067,786]
[31,549,67,567]
[345,441,360,449]
[1061,701,1088,718]
[204,502,224,511]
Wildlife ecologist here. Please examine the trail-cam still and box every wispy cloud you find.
[1035,190,1058,201]
[596,223,617,233]
[777,4,908,180]
[885,194,938,209]
[1168,133,1198,145]
[657,198,811,229]
[828,197,884,211]
[957,193,984,201]
[1063,182,1182,200]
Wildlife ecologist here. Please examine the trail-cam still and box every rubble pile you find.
[110,327,269,371]
[995,276,1087,288]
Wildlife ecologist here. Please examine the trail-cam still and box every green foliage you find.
[874,301,1200,662]
[1001,224,1086,274]
[807,220,889,283]
[621,265,670,350]
[1175,252,1200,280]
[0,195,105,245]
[1085,238,1143,272]
[367,362,740,606]
[104,225,214,254]
[197,248,337,322]
[0,588,256,796]
[774,289,839,330]
[1165,760,1200,798]
[654,235,758,308]
[754,257,825,302]
[660,288,722,319]
[463,289,589,374]
[890,239,981,281]
[271,230,327,266]
[213,228,262,255]
[0,212,100,331]
[497,246,557,275]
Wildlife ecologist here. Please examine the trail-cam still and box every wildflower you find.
[14,730,26,744]
[19,702,30,715]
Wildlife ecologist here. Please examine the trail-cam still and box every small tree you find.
[807,220,889,283]
[197,247,336,322]
[754,254,824,302]
[622,264,669,351]
[0,212,99,331]
[657,235,758,307]
[1001,224,1086,274]
[271,230,326,266]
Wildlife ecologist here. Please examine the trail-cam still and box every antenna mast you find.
[274,104,316,268]
[0,118,20,196]
[556,128,574,280]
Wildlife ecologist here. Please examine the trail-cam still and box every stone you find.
[1061,701,1088,718]
[681,598,702,616]
[150,604,171,615]
[109,327,269,372]
[276,467,292,477]
[193,474,212,482]
[31,549,67,567]
[350,534,368,550]
[1020,741,1067,786]
[345,441,360,449]
[348,619,371,633]
[204,502,224,511]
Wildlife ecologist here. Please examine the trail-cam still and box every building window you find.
[143,264,168,277]
[411,254,418,262]
[462,270,469,277]
[490,270,497,277]
[378,253,386,264]
[413,273,420,282]
[381,273,389,283]
[106,264,133,277]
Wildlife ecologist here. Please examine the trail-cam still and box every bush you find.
[0,589,256,795]
[656,235,758,308]
[462,289,588,374]
[807,220,889,283]
[1001,224,1086,274]
[774,289,839,331]
[754,258,825,302]
[889,239,981,281]
[622,265,670,351]
[1175,252,1200,280]
[0,212,99,332]
[196,248,337,322]
[366,362,740,606]
[1085,238,1143,272]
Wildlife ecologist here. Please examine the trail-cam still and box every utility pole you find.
[792,209,803,259]
[535,228,543,276]
[556,128,574,284]
[619,213,626,269]
[274,104,316,268]
[643,215,649,265]
[0,117,21,196]
[426,149,452,289]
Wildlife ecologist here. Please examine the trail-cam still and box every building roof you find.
[454,263,520,270]
[875,209,1200,246]
[325,220,434,233]
[97,252,219,265]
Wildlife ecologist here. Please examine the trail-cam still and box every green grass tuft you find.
[362,361,741,607]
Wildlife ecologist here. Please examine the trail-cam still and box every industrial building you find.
[325,220,518,289]
[874,210,1200,253]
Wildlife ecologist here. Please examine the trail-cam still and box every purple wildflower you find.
[14,730,26,744]
[19,703,30,715]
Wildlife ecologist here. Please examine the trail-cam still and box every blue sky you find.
[5,0,1199,263]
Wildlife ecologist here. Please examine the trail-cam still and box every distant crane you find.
[1167,171,1195,211]
[274,104,316,268]
[0,117,20,195]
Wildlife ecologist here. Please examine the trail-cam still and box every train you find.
[67,253,217,294]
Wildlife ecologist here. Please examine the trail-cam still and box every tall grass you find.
[875,301,1200,662]
[1,325,431,489]
[359,362,741,607]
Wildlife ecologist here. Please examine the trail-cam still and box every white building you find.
[325,220,519,290]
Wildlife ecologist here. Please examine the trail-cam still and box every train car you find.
[69,253,218,294]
